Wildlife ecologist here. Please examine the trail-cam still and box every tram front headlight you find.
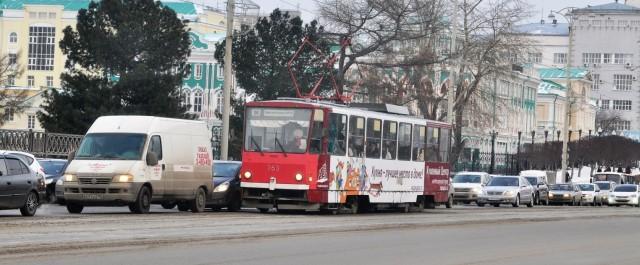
[243,171,252,179]
[295,173,303,181]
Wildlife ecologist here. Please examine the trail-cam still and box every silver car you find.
[594,181,616,205]
[478,176,535,207]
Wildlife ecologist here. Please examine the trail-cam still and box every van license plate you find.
[269,177,276,191]
[82,194,104,200]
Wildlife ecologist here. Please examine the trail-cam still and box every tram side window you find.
[439,128,450,162]
[348,116,365,157]
[382,121,397,160]
[398,123,412,161]
[366,118,382,158]
[426,126,440,162]
[309,109,324,154]
[413,125,426,162]
[328,113,347,156]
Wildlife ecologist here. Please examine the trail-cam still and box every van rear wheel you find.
[66,203,84,214]
[190,187,206,213]
[129,186,151,214]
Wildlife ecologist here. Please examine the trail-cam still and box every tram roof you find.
[247,98,451,128]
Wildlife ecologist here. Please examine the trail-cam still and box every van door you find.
[147,135,166,197]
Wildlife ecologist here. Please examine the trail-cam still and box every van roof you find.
[87,116,209,136]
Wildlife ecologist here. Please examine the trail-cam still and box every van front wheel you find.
[129,186,151,214]
[190,187,206,213]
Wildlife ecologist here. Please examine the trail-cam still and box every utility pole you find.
[447,0,458,125]
[559,9,574,183]
[221,0,235,160]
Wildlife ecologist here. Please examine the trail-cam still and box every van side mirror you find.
[67,150,76,162]
[146,152,158,166]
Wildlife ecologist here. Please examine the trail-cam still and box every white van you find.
[62,116,213,214]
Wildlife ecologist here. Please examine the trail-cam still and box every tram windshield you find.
[245,107,312,154]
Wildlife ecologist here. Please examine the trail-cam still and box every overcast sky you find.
[247,0,618,23]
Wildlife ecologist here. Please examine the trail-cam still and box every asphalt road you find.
[1,204,639,265]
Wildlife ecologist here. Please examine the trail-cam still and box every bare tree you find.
[449,0,533,164]
[0,52,26,126]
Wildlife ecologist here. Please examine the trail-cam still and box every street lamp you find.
[490,131,498,174]
[517,131,522,173]
[544,130,549,144]
[549,7,577,183]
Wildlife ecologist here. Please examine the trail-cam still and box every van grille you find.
[81,188,107,194]
[79,178,111,185]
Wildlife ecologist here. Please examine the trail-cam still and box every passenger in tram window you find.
[415,148,425,162]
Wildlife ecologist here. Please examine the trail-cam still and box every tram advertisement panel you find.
[425,162,450,199]
[327,156,424,204]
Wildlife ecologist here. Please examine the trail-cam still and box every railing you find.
[0,129,83,158]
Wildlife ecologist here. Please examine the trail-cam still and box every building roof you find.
[537,68,589,79]
[514,22,569,36]
[538,79,566,96]
[574,2,640,13]
[0,0,198,14]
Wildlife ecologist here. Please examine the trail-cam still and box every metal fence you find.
[0,129,83,158]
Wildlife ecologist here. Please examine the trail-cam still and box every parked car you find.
[0,154,45,216]
[548,184,583,206]
[206,160,242,211]
[0,151,45,178]
[594,181,616,205]
[477,176,534,207]
[607,184,640,207]
[38,159,68,203]
[520,172,549,205]
[451,172,491,205]
[577,183,603,206]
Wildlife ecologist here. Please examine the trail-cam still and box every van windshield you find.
[75,133,147,160]
[245,107,312,154]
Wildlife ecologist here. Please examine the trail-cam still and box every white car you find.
[608,184,640,207]
[593,181,616,205]
[451,172,491,205]
[478,176,535,207]
[0,151,45,178]
[576,183,603,206]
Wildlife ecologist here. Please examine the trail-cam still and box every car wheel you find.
[66,203,84,214]
[257,208,269,213]
[129,186,151,214]
[190,187,206,213]
[445,195,453,209]
[20,191,39,217]
[493,204,500,207]
[527,194,534,208]
[512,194,520,207]
[161,202,176,209]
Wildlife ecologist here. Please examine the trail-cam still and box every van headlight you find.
[295,173,303,181]
[471,187,482,194]
[214,182,230,192]
[63,174,77,182]
[112,174,133,182]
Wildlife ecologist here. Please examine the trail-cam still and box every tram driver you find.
[285,127,307,153]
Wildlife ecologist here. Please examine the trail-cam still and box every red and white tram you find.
[240,98,452,213]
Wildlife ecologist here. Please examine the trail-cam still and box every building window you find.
[194,64,202,80]
[606,19,614,27]
[27,76,34,88]
[582,53,601,64]
[619,20,629,26]
[613,100,632,111]
[38,12,47,19]
[528,53,541,63]
[7,75,15,86]
[633,20,640,27]
[8,53,17,65]
[603,53,612,64]
[46,76,53,87]
[28,12,36,19]
[4,108,14,121]
[592,74,600,90]
[612,120,631,131]
[27,115,35,129]
[28,26,55,71]
[553,53,567,64]
[9,32,17,43]
[48,12,56,19]
[217,64,223,79]
[613,74,633,90]
[614,53,633,64]
[600,99,610,110]
[181,90,191,110]
[193,90,203,112]
[592,20,601,26]
[216,92,223,114]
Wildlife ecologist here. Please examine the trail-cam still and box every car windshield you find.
[595,183,611,190]
[614,185,638,192]
[245,107,312,154]
[39,160,67,175]
[550,185,572,191]
[214,163,241,178]
[75,133,147,160]
[487,177,518,187]
[10,153,34,165]
[593,174,623,184]
[452,174,482,183]
[578,184,594,191]
[524,177,538,185]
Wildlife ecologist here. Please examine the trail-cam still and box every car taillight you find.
[37,178,46,191]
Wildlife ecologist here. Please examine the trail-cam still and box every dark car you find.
[206,160,242,211]
[548,183,583,206]
[0,154,45,216]
[523,175,549,205]
[38,159,68,203]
